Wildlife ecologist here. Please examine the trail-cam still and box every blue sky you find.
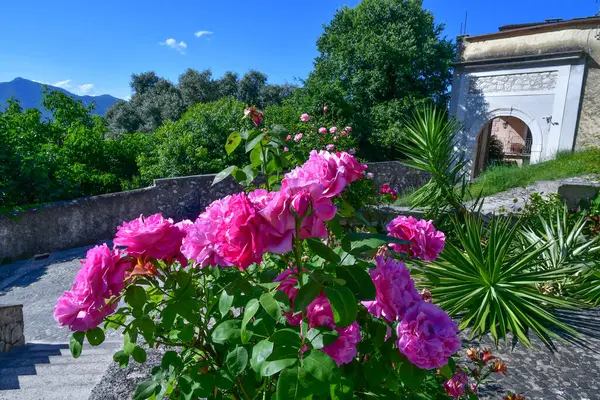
[0,0,596,99]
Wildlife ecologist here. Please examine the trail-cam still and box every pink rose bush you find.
[55,108,463,399]
[181,193,263,270]
[54,244,133,331]
[387,215,446,261]
[362,256,422,321]
[396,301,461,369]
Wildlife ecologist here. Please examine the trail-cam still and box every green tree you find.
[178,68,217,107]
[137,97,250,185]
[237,70,267,106]
[300,0,455,160]
[216,71,239,98]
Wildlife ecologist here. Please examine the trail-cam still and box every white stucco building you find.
[450,17,600,177]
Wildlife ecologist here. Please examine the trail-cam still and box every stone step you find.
[0,385,93,400]
[18,370,104,390]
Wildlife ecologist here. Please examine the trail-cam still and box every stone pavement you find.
[0,245,120,399]
[2,245,600,399]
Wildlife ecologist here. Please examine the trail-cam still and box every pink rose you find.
[344,126,352,132]
[444,370,468,399]
[323,105,328,112]
[329,126,338,134]
[340,131,348,136]
[336,151,368,183]
[307,295,360,366]
[361,256,422,321]
[396,302,461,370]
[333,136,339,142]
[244,106,263,127]
[294,133,303,142]
[248,189,295,254]
[386,216,446,261]
[54,244,133,331]
[300,113,310,122]
[286,135,292,141]
[273,268,305,325]
[284,147,289,152]
[366,172,374,179]
[181,193,263,270]
[114,214,185,264]
[326,144,335,151]
[318,127,327,134]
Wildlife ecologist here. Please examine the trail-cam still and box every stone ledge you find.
[0,304,25,352]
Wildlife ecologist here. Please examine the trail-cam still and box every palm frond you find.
[416,213,582,346]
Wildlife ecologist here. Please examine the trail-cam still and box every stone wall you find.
[0,162,426,262]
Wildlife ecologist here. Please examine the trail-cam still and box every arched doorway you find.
[473,116,533,178]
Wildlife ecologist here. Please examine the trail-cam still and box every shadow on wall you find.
[456,82,491,178]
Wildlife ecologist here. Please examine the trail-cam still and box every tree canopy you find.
[295,0,455,160]
[106,69,297,135]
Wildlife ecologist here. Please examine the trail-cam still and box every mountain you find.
[0,77,120,118]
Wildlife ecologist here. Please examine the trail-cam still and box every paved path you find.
[0,245,120,399]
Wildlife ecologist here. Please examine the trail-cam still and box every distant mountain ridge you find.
[0,77,120,118]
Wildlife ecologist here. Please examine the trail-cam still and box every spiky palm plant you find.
[521,205,600,272]
[396,106,473,219]
[417,214,580,346]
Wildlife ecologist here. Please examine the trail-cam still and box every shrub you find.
[56,109,468,399]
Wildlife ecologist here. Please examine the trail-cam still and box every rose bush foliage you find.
[56,109,465,399]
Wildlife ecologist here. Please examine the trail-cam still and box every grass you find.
[470,149,600,198]
[393,149,600,206]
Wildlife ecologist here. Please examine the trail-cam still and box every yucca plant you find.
[396,105,474,219]
[416,213,580,346]
[521,205,600,272]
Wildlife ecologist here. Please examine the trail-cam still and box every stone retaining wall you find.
[0,162,427,262]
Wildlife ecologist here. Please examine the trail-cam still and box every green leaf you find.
[132,346,147,363]
[250,339,274,373]
[212,165,235,186]
[250,145,262,167]
[219,289,235,318]
[216,369,235,390]
[124,331,136,354]
[324,286,357,328]
[225,131,242,155]
[302,350,338,383]
[439,363,453,380]
[212,319,241,343]
[86,327,105,346]
[398,357,426,390]
[232,167,247,183]
[260,346,298,377]
[70,331,85,358]
[260,292,282,321]
[136,315,156,335]
[126,285,146,309]
[133,380,159,400]
[330,376,353,400]
[226,346,249,376]
[306,327,338,349]
[307,239,341,264]
[246,132,266,153]
[269,329,302,349]
[241,298,260,343]
[113,349,130,368]
[294,276,323,312]
[178,324,195,342]
[277,367,312,400]
[336,266,376,301]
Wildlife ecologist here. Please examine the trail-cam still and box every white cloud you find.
[77,84,95,95]
[53,79,72,89]
[159,38,187,54]
[194,30,213,38]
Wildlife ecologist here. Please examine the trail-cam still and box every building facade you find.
[450,17,600,177]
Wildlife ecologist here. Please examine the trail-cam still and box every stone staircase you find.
[0,341,120,400]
